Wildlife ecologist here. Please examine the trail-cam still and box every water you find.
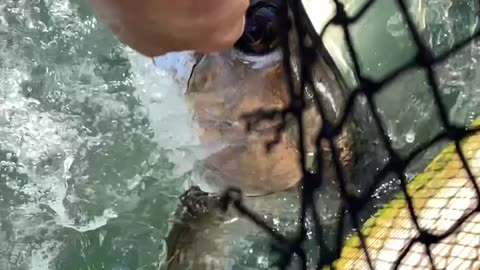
[1,1,187,269]
[0,0,480,269]
[333,0,480,154]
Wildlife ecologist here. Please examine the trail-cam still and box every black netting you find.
[215,0,480,269]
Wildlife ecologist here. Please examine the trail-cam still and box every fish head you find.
[186,0,353,196]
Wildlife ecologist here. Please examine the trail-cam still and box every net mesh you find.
[218,0,480,269]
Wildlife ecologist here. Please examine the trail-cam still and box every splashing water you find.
[0,1,189,269]
[0,0,480,270]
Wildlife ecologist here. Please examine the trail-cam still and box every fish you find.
[153,0,372,269]
[183,0,355,197]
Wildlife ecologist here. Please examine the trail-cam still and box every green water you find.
[0,0,479,269]
[0,0,185,269]
[328,0,480,153]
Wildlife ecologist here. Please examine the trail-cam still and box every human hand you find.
[88,0,249,56]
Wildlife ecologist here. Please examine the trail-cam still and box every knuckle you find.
[240,0,249,11]
[209,39,234,52]
[216,26,244,48]
[201,17,244,50]
[193,0,248,52]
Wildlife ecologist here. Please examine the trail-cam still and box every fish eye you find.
[234,1,282,55]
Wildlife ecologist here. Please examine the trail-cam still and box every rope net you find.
[217,0,480,269]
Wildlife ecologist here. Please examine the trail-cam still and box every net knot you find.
[389,152,407,176]
[220,187,244,212]
[303,171,321,193]
[446,125,468,142]
[417,231,441,245]
[332,1,348,25]
[345,194,363,213]
[416,49,435,66]
[359,77,381,98]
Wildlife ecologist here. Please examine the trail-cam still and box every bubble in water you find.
[150,92,164,104]
[405,130,415,143]
[387,13,407,37]
[257,256,269,268]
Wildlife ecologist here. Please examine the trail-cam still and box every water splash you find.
[0,0,187,269]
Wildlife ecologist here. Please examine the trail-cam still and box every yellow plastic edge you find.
[326,117,480,269]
